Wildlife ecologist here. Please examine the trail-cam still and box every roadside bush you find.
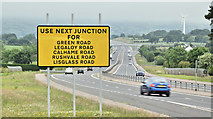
[163,61,169,68]
[1,63,53,71]
[208,66,213,76]
[154,56,165,65]
[178,61,191,68]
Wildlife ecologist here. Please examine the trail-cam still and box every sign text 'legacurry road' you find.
[37,26,110,67]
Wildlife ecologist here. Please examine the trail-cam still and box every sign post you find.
[195,60,198,91]
[72,13,76,117]
[46,13,50,117]
[99,13,102,117]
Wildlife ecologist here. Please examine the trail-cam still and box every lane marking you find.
[91,73,138,88]
[56,74,211,99]
[128,89,131,91]
[51,75,211,113]
[113,47,124,74]
[115,86,119,89]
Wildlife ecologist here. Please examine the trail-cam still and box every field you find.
[2,71,157,117]
[135,54,212,82]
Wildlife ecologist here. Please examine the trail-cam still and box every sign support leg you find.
[47,67,50,117]
[73,68,76,117]
[99,67,102,116]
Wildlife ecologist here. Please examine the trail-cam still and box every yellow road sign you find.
[37,25,110,67]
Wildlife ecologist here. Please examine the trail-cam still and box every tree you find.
[165,47,187,68]
[146,52,155,62]
[138,45,149,58]
[154,55,165,65]
[189,29,210,36]
[198,52,212,69]
[205,3,213,53]
[178,61,191,68]
[149,37,159,44]
[22,34,36,44]
[164,30,183,43]
[120,33,125,37]
[2,33,17,45]
[187,47,209,68]
[194,35,209,43]
[111,35,119,39]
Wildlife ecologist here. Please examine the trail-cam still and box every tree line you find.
[138,45,212,75]
[1,33,36,46]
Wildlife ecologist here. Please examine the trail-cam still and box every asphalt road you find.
[50,41,211,118]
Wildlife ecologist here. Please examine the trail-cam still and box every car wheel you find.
[166,92,170,97]
[140,87,144,95]
[146,89,151,96]
[159,93,163,96]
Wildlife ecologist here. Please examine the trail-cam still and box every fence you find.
[102,72,211,92]
[164,68,208,77]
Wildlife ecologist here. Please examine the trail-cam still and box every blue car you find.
[140,77,171,97]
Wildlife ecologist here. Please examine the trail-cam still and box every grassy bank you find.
[135,54,212,82]
[2,71,157,117]
[114,37,133,44]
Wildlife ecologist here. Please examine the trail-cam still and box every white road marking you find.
[51,75,211,112]
[113,48,124,74]
[128,89,131,90]
[116,86,119,88]
[106,85,109,87]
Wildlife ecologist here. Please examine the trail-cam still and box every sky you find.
[2,2,211,24]
[1,1,212,36]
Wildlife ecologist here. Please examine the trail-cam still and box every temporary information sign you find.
[37,25,110,67]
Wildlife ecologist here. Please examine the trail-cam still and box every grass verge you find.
[135,54,212,82]
[2,71,157,117]
[114,37,133,44]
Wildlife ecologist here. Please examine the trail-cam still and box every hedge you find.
[1,63,54,71]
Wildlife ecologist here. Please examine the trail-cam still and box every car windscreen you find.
[138,71,144,73]
[152,78,167,83]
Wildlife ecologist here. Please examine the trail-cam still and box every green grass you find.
[2,71,157,117]
[135,54,212,82]
[114,37,133,44]
[4,45,23,50]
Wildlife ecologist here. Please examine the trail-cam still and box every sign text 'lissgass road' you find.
[37,26,110,67]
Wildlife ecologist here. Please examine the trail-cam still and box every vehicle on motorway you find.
[77,68,84,74]
[128,50,130,53]
[87,67,93,71]
[128,55,132,60]
[136,70,145,77]
[65,67,73,75]
[140,77,170,97]
[110,54,113,59]
[129,62,132,65]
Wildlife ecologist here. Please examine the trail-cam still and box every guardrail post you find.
[175,81,177,88]
[191,83,193,90]
[185,82,187,89]
[197,84,199,91]
[180,82,182,88]
[204,84,206,92]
